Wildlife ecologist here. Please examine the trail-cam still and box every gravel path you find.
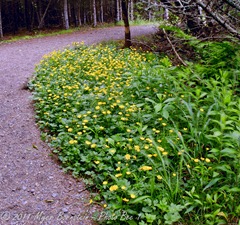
[0,25,156,225]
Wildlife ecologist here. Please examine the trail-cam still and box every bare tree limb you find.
[195,0,240,40]
[38,0,52,29]
[162,28,188,66]
[222,0,240,12]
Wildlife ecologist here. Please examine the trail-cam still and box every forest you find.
[1,0,240,224]
[0,0,239,41]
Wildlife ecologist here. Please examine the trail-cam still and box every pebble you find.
[62,207,68,213]
[52,193,58,198]
[22,186,27,190]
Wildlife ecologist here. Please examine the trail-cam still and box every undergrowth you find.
[29,40,240,224]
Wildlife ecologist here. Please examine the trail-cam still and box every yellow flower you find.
[115,173,122,178]
[169,129,174,133]
[94,161,100,164]
[116,167,121,171]
[194,158,199,163]
[85,140,91,145]
[144,145,149,150]
[205,158,211,163]
[83,119,89,123]
[162,151,168,156]
[134,145,140,152]
[126,171,131,175]
[77,132,82,135]
[122,198,129,202]
[157,146,164,152]
[100,126,104,130]
[109,185,118,191]
[121,186,126,190]
[157,175,162,180]
[89,199,93,204]
[130,194,136,199]
[68,128,73,132]
[200,108,204,112]
[173,173,177,177]
[125,154,131,160]
[69,139,77,144]
[91,143,97,148]
[103,181,108,185]
[95,106,100,110]
[103,204,107,208]
[162,123,167,126]
[140,166,152,171]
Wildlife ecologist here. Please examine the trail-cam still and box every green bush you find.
[29,42,240,224]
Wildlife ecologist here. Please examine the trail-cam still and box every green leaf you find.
[154,103,162,113]
[203,178,222,191]
[146,213,156,223]
[127,221,138,225]
[131,196,150,204]
[221,148,237,157]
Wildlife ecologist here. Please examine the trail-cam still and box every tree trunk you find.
[122,0,131,48]
[24,0,31,31]
[92,0,97,27]
[115,0,120,23]
[76,0,82,26]
[130,0,134,21]
[0,0,3,39]
[100,0,104,23]
[148,0,152,21]
[64,0,69,29]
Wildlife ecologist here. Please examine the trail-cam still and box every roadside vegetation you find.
[29,35,240,224]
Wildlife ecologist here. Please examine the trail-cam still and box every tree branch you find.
[162,28,187,66]
[195,0,240,40]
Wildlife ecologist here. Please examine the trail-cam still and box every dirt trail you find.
[0,25,156,225]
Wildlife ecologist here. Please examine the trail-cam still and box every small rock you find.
[52,193,58,198]
[62,208,68,213]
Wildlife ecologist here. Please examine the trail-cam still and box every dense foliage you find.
[30,42,240,224]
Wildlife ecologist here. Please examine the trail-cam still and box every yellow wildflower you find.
[140,166,152,171]
[125,154,131,160]
[109,185,118,191]
[91,143,97,148]
[205,158,211,163]
[115,173,122,178]
[130,194,136,199]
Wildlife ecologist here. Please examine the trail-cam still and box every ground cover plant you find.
[29,41,240,224]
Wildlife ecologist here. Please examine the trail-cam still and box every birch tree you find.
[92,0,97,27]
[64,0,69,29]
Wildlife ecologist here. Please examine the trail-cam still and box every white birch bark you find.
[64,0,69,29]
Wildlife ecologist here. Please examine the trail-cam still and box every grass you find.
[29,40,240,224]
